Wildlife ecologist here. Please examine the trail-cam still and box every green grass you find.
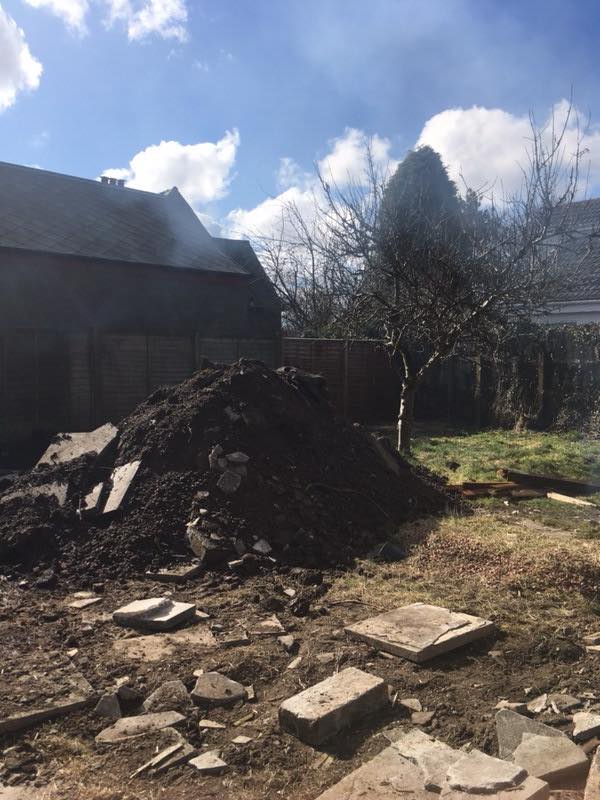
[410,425,600,484]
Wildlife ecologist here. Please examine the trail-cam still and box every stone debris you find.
[217,470,242,494]
[573,712,600,742]
[222,630,250,647]
[67,596,102,609]
[400,698,423,713]
[287,656,302,670]
[278,635,298,654]
[446,750,527,793]
[345,603,495,663]
[36,423,118,468]
[250,614,285,636]
[511,732,589,786]
[142,680,192,714]
[95,711,185,743]
[412,711,435,726]
[144,561,202,583]
[208,444,223,469]
[495,700,529,714]
[252,538,272,555]
[199,719,226,730]
[0,481,68,508]
[191,672,246,707]
[391,729,459,792]
[279,667,388,745]
[548,694,581,714]
[495,710,567,760]
[93,693,121,721]
[112,597,196,631]
[226,452,250,464]
[316,652,336,665]
[527,694,549,714]
[232,735,252,744]
[83,482,104,513]
[585,748,600,800]
[102,460,141,514]
[189,750,227,775]
[130,743,184,778]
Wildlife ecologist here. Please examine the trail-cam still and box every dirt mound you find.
[0,360,448,582]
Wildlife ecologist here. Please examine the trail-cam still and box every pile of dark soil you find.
[0,360,448,582]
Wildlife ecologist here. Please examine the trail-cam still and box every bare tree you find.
[300,106,590,451]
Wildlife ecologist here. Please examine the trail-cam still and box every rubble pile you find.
[0,359,447,581]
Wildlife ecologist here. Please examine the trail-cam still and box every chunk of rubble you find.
[83,482,104,513]
[226,452,249,464]
[232,735,252,744]
[113,597,196,631]
[527,694,549,714]
[199,719,226,730]
[495,710,566,759]
[103,460,141,514]
[94,693,121,721]
[191,672,246,707]
[447,750,527,793]
[495,700,529,714]
[573,712,600,742]
[345,603,495,663]
[391,729,460,792]
[142,680,192,714]
[400,698,422,713]
[95,711,185,743]
[314,736,549,800]
[278,635,298,653]
[412,711,435,726]
[585,748,600,800]
[512,732,589,785]
[222,630,250,647]
[279,667,388,745]
[252,538,272,555]
[249,614,285,637]
[144,561,202,583]
[36,423,118,467]
[217,470,242,494]
[189,750,227,775]
[549,694,581,714]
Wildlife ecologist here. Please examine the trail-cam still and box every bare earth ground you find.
[2,490,600,799]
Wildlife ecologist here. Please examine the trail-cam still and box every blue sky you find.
[1,0,600,235]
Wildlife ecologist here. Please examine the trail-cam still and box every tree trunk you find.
[397,383,416,453]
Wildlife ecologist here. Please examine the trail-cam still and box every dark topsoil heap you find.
[0,360,448,582]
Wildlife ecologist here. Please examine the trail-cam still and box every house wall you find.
[0,249,281,446]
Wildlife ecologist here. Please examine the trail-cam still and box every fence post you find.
[343,340,350,418]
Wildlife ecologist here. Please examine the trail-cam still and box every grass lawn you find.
[410,424,600,484]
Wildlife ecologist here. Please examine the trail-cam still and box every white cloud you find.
[105,0,188,41]
[318,127,397,185]
[102,129,240,208]
[417,100,600,198]
[0,5,42,112]
[23,0,88,32]
[226,128,396,240]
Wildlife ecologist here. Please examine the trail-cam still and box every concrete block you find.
[279,666,388,745]
[345,603,494,662]
[103,460,141,514]
[36,423,118,467]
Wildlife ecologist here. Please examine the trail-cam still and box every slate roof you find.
[214,237,281,308]
[553,197,600,301]
[0,161,245,274]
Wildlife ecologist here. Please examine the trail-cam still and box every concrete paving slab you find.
[113,597,196,631]
[345,603,494,662]
[37,423,118,467]
[496,710,566,759]
[585,749,600,800]
[112,624,217,662]
[279,666,388,745]
[95,711,185,743]
[440,776,550,800]
[446,750,527,793]
[512,733,589,787]
[103,460,141,514]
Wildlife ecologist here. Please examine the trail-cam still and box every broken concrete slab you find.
[249,614,285,636]
[549,694,581,714]
[113,597,196,631]
[222,630,250,648]
[574,712,600,742]
[495,700,529,714]
[232,735,252,744]
[83,482,104,513]
[400,698,422,713]
[144,561,202,583]
[112,624,217,662]
[199,719,226,730]
[512,732,589,786]
[278,635,298,653]
[191,672,246,707]
[345,603,495,663]
[189,750,227,775]
[391,729,460,792]
[446,750,526,793]
[496,710,567,759]
[103,460,141,514]
[585,749,600,800]
[412,711,435,726]
[527,694,549,714]
[68,596,102,610]
[37,423,118,468]
[279,666,388,745]
[142,680,192,714]
[95,711,185,743]
[0,481,68,507]
[226,451,249,464]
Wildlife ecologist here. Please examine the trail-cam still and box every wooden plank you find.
[547,492,597,507]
